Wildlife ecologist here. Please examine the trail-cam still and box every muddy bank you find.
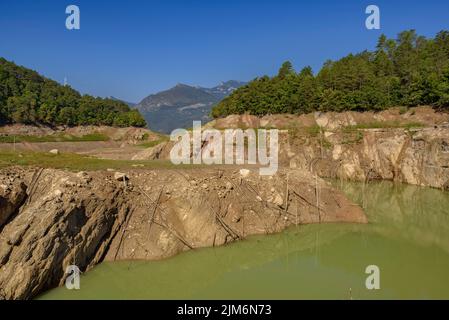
[0,167,365,299]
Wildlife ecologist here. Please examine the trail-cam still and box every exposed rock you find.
[0,169,130,300]
[211,106,449,131]
[239,169,250,178]
[136,109,449,190]
[0,175,28,228]
[0,167,366,300]
[114,172,129,181]
[271,194,284,207]
[49,149,59,155]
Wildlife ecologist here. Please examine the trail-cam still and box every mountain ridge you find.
[135,80,246,133]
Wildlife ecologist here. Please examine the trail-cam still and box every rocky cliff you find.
[287,126,449,189]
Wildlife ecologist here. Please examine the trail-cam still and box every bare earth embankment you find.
[139,106,449,189]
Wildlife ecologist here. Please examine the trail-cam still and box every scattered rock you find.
[239,169,250,178]
[53,189,63,198]
[76,171,92,183]
[114,172,129,181]
[272,194,284,207]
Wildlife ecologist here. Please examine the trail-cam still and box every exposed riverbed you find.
[39,181,449,300]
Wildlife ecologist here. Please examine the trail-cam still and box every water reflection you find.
[39,181,449,300]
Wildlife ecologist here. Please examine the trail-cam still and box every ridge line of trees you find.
[212,30,449,118]
[0,58,146,127]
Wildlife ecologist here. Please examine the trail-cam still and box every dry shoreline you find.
[0,167,366,300]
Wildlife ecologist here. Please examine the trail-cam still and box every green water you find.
[39,181,449,300]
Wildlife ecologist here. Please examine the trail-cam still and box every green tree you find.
[0,58,147,128]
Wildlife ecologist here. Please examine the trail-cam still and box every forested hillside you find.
[0,58,146,127]
[212,30,449,117]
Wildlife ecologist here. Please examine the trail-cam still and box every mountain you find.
[135,81,246,133]
[203,80,248,100]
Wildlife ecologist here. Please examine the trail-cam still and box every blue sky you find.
[1,0,448,103]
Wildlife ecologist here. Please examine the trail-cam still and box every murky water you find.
[39,181,449,300]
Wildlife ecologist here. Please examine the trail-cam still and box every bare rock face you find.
[287,127,449,189]
[0,173,28,228]
[0,169,130,300]
[105,168,366,262]
[114,172,129,181]
[0,167,366,300]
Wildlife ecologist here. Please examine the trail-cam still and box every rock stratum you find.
[136,107,449,189]
[0,167,366,300]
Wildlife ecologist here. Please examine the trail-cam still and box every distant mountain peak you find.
[174,83,191,88]
[135,80,247,133]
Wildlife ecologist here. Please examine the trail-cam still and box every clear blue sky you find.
[1,0,448,103]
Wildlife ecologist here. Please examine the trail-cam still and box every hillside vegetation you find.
[0,58,146,127]
[212,30,449,117]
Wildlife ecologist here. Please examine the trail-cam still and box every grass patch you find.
[287,123,322,139]
[0,151,191,171]
[0,133,110,143]
[306,125,321,137]
[137,137,169,148]
[342,131,364,145]
[343,121,424,132]
[321,138,333,149]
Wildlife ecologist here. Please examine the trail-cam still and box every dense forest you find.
[0,58,146,127]
[212,30,449,118]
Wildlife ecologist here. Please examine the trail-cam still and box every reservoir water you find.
[39,181,449,300]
